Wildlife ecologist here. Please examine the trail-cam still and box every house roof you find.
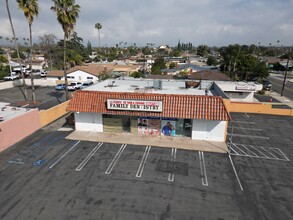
[161,64,215,73]
[47,70,64,77]
[67,91,230,121]
[47,63,137,77]
[189,70,231,81]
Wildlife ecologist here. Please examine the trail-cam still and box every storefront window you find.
[103,115,192,137]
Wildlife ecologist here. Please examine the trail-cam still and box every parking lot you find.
[0,85,67,109]
[0,113,292,219]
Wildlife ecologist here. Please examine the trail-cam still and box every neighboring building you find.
[215,81,263,102]
[67,78,231,142]
[0,102,40,152]
[47,63,138,84]
[161,64,216,75]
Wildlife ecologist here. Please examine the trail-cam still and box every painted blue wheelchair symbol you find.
[34,159,45,166]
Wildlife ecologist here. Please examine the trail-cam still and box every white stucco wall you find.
[225,92,254,102]
[67,70,99,82]
[75,112,103,132]
[192,119,226,142]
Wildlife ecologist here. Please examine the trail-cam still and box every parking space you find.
[0,86,67,109]
[0,113,292,219]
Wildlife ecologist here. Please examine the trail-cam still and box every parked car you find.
[262,80,272,91]
[68,82,82,91]
[40,71,47,77]
[55,83,66,90]
[3,72,19,81]
[81,81,93,89]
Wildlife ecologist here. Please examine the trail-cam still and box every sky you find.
[1,0,293,48]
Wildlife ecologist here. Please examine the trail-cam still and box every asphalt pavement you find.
[268,74,293,100]
[0,86,67,110]
[0,113,292,220]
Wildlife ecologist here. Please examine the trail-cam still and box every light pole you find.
[281,48,291,97]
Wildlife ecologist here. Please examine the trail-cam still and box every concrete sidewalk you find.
[66,131,228,153]
[269,91,293,108]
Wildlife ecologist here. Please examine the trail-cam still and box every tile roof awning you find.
[67,91,230,121]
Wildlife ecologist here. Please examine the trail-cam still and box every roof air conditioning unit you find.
[153,79,162,90]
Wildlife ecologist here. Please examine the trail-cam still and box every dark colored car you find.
[262,80,272,91]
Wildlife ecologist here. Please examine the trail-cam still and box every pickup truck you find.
[4,73,19,81]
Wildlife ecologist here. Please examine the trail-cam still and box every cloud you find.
[0,0,292,47]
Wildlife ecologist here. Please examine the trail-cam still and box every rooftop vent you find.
[153,79,162,90]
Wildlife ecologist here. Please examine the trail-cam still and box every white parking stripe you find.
[260,147,278,159]
[199,151,208,186]
[168,148,177,182]
[136,146,151,178]
[232,144,249,156]
[75,142,103,171]
[228,154,243,191]
[49,141,80,169]
[228,126,262,131]
[227,133,270,139]
[249,145,270,158]
[272,148,290,161]
[245,113,249,118]
[241,144,258,157]
[230,121,255,124]
[105,144,127,174]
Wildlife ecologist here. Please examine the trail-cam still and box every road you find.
[268,74,293,100]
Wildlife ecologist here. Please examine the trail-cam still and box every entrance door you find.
[183,119,192,137]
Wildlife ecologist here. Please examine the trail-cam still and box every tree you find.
[38,34,57,70]
[197,45,209,57]
[17,0,39,103]
[51,0,81,100]
[6,0,27,101]
[129,71,145,78]
[87,40,92,55]
[95,23,102,48]
[207,56,217,66]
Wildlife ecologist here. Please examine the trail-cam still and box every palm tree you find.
[51,0,80,100]
[5,0,27,101]
[95,23,102,48]
[17,0,39,103]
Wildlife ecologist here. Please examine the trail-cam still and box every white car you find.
[40,71,47,77]
[4,72,19,81]
[68,82,82,91]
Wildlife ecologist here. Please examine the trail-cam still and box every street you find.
[268,74,293,100]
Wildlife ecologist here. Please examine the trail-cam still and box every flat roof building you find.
[67,78,231,144]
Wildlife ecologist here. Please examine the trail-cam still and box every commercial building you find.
[67,78,231,142]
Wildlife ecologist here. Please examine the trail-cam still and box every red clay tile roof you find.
[67,91,230,121]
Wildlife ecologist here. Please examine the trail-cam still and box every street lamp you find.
[281,48,291,97]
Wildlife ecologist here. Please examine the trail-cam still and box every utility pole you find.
[281,48,291,97]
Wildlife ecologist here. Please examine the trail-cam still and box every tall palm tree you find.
[95,23,102,48]
[51,0,80,100]
[17,0,39,103]
[5,0,27,101]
